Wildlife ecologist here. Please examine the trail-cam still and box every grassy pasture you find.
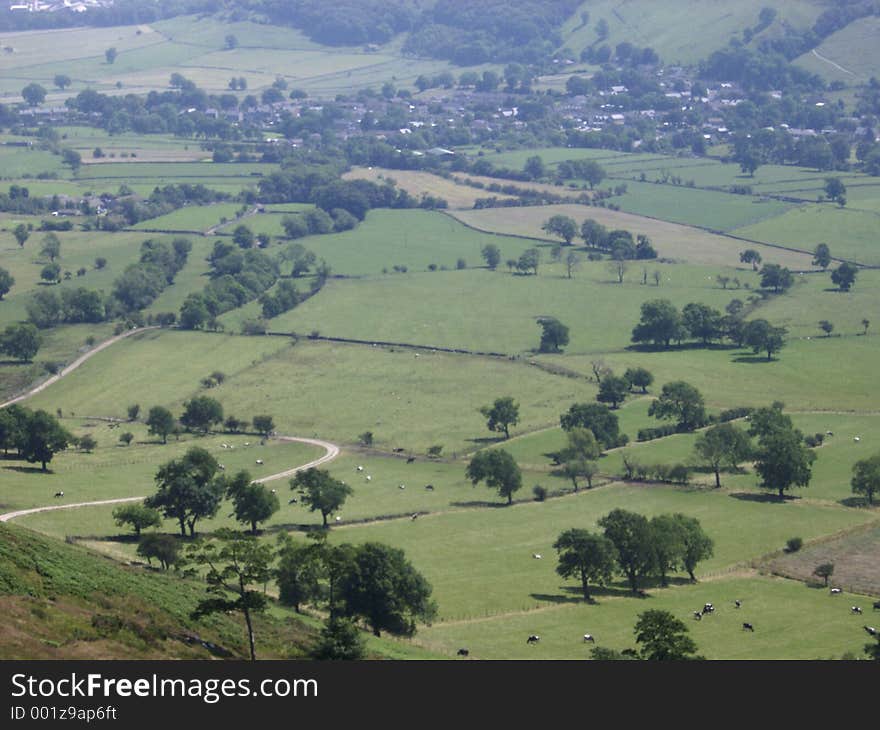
[131,203,244,232]
[0,422,322,514]
[416,573,875,659]
[265,263,747,354]
[326,481,874,621]
[550,334,880,414]
[0,147,67,179]
[449,204,813,268]
[733,205,880,265]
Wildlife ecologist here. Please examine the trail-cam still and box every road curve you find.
[0,327,342,523]
[0,436,341,523]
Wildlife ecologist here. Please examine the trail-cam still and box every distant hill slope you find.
[559,0,828,67]
[0,523,315,659]
[794,15,880,83]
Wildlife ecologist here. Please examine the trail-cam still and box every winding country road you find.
[0,328,341,523]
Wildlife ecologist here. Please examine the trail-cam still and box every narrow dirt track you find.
[0,328,341,523]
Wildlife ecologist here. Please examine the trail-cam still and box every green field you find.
[795,16,880,84]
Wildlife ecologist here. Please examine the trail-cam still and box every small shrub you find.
[785,536,803,553]
[533,485,547,501]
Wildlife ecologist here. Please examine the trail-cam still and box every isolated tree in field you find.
[624,367,653,393]
[127,404,140,421]
[524,155,546,179]
[682,302,723,344]
[563,427,602,463]
[479,397,519,439]
[743,319,787,360]
[824,177,846,206]
[146,446,225,536]
[739,249,762,271]
[1,323,40,362]
[851,453,880,505]
[760,264,793,293]
[180,396,224,434]
[40,233,61,262]
[481,243,501,270]
[648,381,706,431]
[831,262,858,292]
[18,410,72,470]
[53,74,72,90]
[862,318,870,336]
[560,403,621,450]
[553,529,617,602]
[813,562,834,586]
[13,224,29,248]
[119,432,134,446]
[276,534,325,614]
[227,471,280,533]
[581,218,607,248]
[224,34,239,50]
[542,215,578,244]
[21,82,46,106]
[754,427,816,499]
[40,263,61,284]
[562,457,598,492]
[747,402,791,440]
[311,617,366,660]
[105,47,117,64]
[137,533,180,570]
[538,317,569,353]
[466,449,522,505]
[597,374,629,409]
[337,542,437,638]
[0,267,13,300]
[673,514,714,582]
[631,299,683,348]
[634,610,700,660]
[188,530,274,661]
[146,406,175,444]
[291,468,353,527]
[358,431,373,447]
[693,423,752,488]
[599,509,656,594]
[819,320,834,337]
[812,243,832,270]
[61,149,81,173]
[113,503,162,536]
[78,434,97,452]
[252,415,275,438]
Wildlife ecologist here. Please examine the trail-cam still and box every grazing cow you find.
[533,554,542,559]
[54,491,64,498]
[221,443,229,449]
[734,600,742,609]
[854,436,861,442]
[398,484,406,489]
[583,634,595,643]
[701,603,714,615]
[742,623,754,632]
[407,457,415,464]
[365,475,372,481]
[852,606,863,615]
[830,588,842,595]
[218,464,225,470]
[873,601,880,610]
[864,626,877,637]
[457,648,469,656]
[411,513,419,520]
[826,431,833,436]
[335,516,342,522]
[244,442,250,447]
[693,611,702,621]
[270,489,276,494]
[527,635,540,644]
[288,497,298,504]
[356,466,363,472]
[256,459,264,465]
[425,484,434,491]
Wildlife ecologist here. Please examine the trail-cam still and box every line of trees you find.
[542,215,658,260]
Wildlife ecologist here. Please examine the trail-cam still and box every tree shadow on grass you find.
[449,500,512,508]
[466,436,507,446]
[839,496,872,508]
[729,491,797,503]
[2,464,48,475]
[731,355,775,364]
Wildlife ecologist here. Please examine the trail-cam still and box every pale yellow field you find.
[450,204,816,268]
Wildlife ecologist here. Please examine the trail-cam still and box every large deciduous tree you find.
[560,403,621,449]
[598,509,656,594]
[479,397,519,439]
[648,381,706,431]
[634,609,700,660]
[226,471,280,534]
[831,262,858,292]
[541,214,578,244]
[291,467,353,527]
[553,528,617,601]
[538,317,569,353]
[693,423,752,487]
[180,396,224,434]
[146,447,225,536]
[851,453,880,505]
[465,449,522,504]
[19,409,72,471]
[113,503,162,536]
[146,405,175,443]
[754,427,816,499]
[631,299,684,348]
[743,319,787,360]
[1,323,40,362]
